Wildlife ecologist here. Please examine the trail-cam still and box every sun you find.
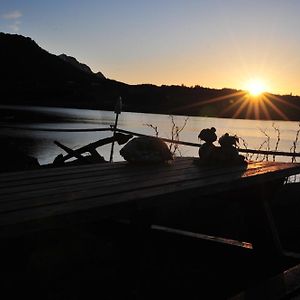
[245,79,268,96]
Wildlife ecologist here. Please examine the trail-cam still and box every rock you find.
[120,137,173,164]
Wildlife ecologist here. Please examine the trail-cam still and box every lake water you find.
[1,105,300,165]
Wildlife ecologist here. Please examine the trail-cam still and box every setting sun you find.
[245,79,268,96]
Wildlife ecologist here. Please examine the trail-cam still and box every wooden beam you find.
[3,124,300,157]
[53,133,132,163]
[230,263,300,300]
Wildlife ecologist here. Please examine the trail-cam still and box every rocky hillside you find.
[0,32,127,110]
[58,54,105,78]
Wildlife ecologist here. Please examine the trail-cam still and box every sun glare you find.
[245,79,267,96]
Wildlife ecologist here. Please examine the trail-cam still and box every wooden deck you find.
[2,157,300,298]
[1,157,300,242]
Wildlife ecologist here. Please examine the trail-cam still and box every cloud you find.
[8,21,21,32]
[2,10,22,32]
[2,10,22,20]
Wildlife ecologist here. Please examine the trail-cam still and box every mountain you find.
[1,32,300,120]
[58,54,105,78]
[1,33,94,83]
[0,32,127,110]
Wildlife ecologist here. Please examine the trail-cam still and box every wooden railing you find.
[2,125,300,159]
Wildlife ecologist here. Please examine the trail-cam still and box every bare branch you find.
[168,115,189,156]
[272,123,280,162]
[237,136,249,160]
[176,117,189,135]
[143,123,159,137]
[290,122,300,163]
[253,140,267,161]
[259,128,270,161]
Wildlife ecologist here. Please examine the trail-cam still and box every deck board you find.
[0,160,277,195]
[0,160,259,197]
[0,161,277,204]
[0,158,198,190]
[1,158,300,237]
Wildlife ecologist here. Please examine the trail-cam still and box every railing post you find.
[109,97,122,162]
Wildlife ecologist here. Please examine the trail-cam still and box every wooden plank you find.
[0,156,192,185]
[0,162,251,208]
[0,162,298,209]
[151,224,253,249]
[1,159,299,246]
[0,159,127,182]
[0,160,272,192]
[0,160,268,199]
[0,164,211,196]
[1,162,299,228]
[0,161,275,205]
[0,157,201,190]
[0,161,293,200]
[0,162,296,215]
[0,156,255,183]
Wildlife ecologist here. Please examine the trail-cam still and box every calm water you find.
[1,105,300,165]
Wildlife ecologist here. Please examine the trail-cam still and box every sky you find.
[1,0,300,96]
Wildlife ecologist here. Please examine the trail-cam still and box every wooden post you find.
[109,97,122,162]
[242,181,285,272]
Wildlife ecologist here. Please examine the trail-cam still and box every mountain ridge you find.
[1,32,300,121]
[58,53,105,78]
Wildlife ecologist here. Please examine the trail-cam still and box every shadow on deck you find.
[2,181,300,300]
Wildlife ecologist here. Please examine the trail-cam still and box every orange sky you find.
[1,1,300,96]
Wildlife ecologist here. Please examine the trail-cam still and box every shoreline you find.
[1,102,299,122]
